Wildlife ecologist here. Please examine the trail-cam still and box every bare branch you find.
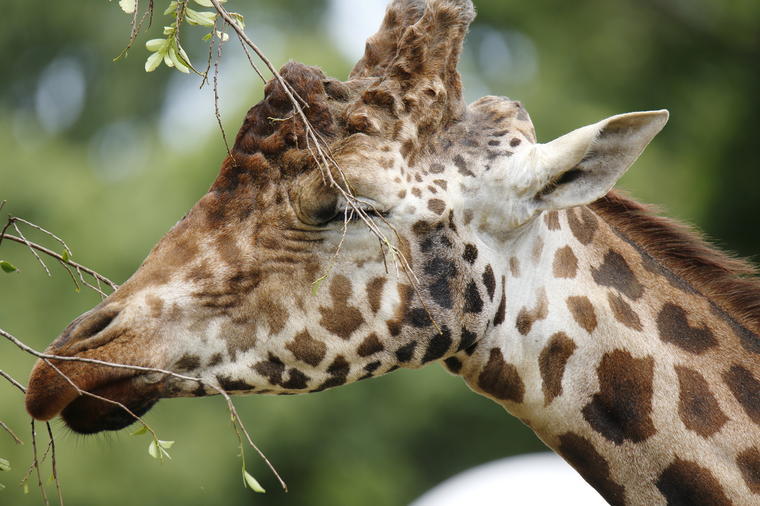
[30,421,50,506]
[0,369,26,393]
[0,420,23,445]
[0,234,118,291]
[46,422,64,506]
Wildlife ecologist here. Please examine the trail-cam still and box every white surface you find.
[411,453,608,506]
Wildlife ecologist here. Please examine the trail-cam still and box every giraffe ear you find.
[526,110,669,211]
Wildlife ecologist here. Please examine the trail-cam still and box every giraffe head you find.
[25,0,667,434]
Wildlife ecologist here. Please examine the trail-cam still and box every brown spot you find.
[516,288,549,335]
[552,246,578,278]
[656,458,731,506]
[566,296,597,334]
[482,265,496,301]
[556,433,626,506]
[737,447,760,494]
[607,292,643,331]
[454,154,475,177]
[427,185,437,194]
[397,189,407,199]
[675,365,728,437]
[207,353,223,367]
[433,179,447,190]
[723,364,760,425]
[146,295,164,319]
[477,348,525,403]
[264,299,288,335]
[463,281,483,314]
[316,355,350,390]
[412,187,422,198]
[174,354,201,372]
[582,350,656,444]
[429,163,444,174]
[657,303,717,354]
[567,206,598,245]
[366,277,386,314]
[462,243,478,264]
[544,211,561,231]
[253,354,285,386]
[357,332,384,357]
[443,356,463,374]
[510,137,522,147]
[319,275,365,340]
[493,279,506,326]
[463,209,474,225]
[531,237,544,264]
[286,330,327,367]
[591,250,644,300]
[509,257,520,277]
[539,332,577,405]
[428,199,446,215]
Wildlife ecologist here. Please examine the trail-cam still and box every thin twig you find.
[0,234,118,290]
[46,422,64,506]
[30,421,50,506]
[0,420,23,445]
[12,222,50,276]
[212,21,234,160]
[0,369,26,393]
[11,217,73,259]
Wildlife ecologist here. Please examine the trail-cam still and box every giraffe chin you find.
[59,377,162,435]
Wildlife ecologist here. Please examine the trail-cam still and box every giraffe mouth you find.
[60,376,162,434]
[25,358,165,434]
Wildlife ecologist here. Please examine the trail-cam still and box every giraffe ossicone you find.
[25,0,759,503]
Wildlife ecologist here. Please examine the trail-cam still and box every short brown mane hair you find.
[591,191,760,354]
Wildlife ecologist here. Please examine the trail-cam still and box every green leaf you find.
[148,440,160,459]
[0,458,10,472]
[0,261,17,273]
[242,470,265,493]
[130,425,149,436]
[148,439,174,460]
[193,0,224,7]
[61,249,69,262]
[168,45,190,74]
[163,1,179,16]
[145,38,166,52]
[202,33,212,41]
[22,481,29,494]
[118,0,136,14]
[185,8,216,27]
[0,482,5,491]
[145,51,163,72]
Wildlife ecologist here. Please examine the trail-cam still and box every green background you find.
[1,0,758,504]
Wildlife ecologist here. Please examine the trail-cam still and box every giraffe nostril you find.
[70,308,120,342]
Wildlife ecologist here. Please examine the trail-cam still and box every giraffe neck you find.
[453,200,760,505]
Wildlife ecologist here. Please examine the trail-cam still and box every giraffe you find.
[24,0,759,503]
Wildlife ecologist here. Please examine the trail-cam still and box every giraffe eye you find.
[328,198,387,224]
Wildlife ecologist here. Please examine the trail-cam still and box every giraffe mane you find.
[591,190,760,351]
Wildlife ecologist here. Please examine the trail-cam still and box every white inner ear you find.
[529,110,669,212]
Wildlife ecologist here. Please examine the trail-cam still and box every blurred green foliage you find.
[1,0,758,504]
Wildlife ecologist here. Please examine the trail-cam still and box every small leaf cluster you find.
[0,457,9,491]
[115,0,244,75]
